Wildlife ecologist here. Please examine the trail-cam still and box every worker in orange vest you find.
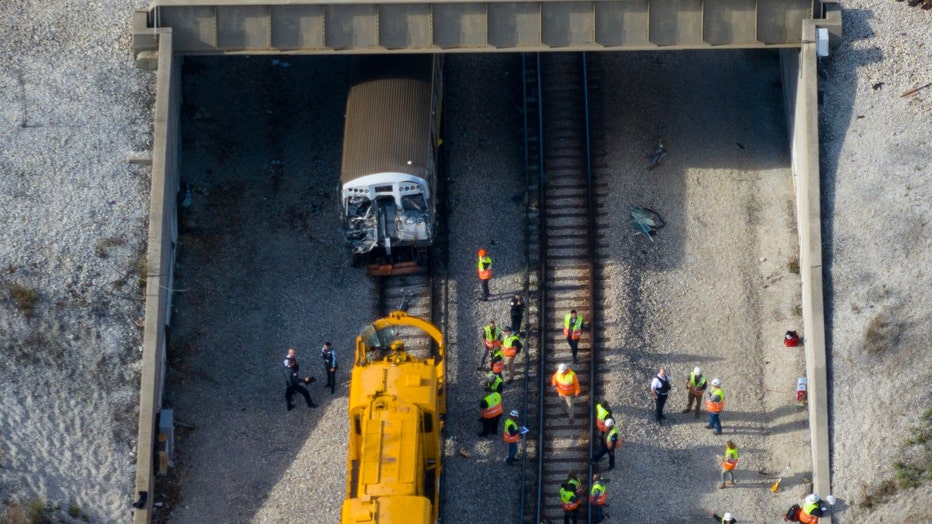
[590,418,620,470]
[502,410,524,464]
[551,363,581,423]
[595,400,613,433]
[477,248,492,301]
[589,473,607,523]
[501,327,523,383]
[796,494,834,523]
[705,378,724,435]
[478,319,502,370]
[559,470,583,524]
[563,310,584,363]
[478,384,503,437]
[719,440,738,489]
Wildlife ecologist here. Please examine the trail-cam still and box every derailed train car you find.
[340,55,443,276]
[342,312,446,523]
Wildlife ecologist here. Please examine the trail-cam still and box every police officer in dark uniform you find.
[321,342,338,394]
[284,348,317,410]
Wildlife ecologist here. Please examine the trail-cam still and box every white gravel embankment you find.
[0,1,929,523]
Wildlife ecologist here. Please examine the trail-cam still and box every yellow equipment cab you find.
[342,312,446,523]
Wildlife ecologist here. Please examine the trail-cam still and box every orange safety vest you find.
[560,486,580,511]
[478,255,492,280]
[798,511,819,524]
[706,388,725,413]
[552,370,578,397]
[590,481,607,506]
[563,314,583,340]
[502,334,520,357]
[484,325,502,350]
[503,418,520,443]
[595,403,611,433]
[723,447,738,471]
[481,392,503,419]
[491,351,505,374]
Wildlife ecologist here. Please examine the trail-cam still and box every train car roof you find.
[341,57,435,186]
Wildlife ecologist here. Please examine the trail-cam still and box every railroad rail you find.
[519,52,606,523]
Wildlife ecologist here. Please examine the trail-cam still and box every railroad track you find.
[519,52,608,524]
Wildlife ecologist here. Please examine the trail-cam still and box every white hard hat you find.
[510,410,519,417]
[723,513,733,521]
[694,366,702,375]
[605,418,614,427]
[711,378,722,387]
[558,363,568,373]
[805,494,818,505]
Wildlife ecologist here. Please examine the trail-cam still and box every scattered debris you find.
[646,141,667,170]
[458,448,470,458]
[771,464,791,492]
[630,207,665,242]
[901,81,932,98]
[872,81,885,90]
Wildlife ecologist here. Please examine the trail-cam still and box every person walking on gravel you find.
[552,363,581,423]
[590,418,620,470]
[321,341,338,394]
[559,471,584,524]
[284,349,317,410]
[563,310,584,363]
[510,292,525,332]
[683,366,708,418]
[589,473,608,523]
[503,410,523,464]
[478,384,503,437]
[477,248,493,301]
[650,367,672,423]
[706,378,725,434]
[719,440,739,488]
[501,327,522,382]
[478,319,503,370]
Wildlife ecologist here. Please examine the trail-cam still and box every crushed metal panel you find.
[433,4,489,48]
[327,4,380,50]
[595,0,650,47]
[542,2,596,48]
[703,0,757,45]
[379,4,433,49]
[649,0,704,47]
[271,5,326,50]
[217,6,270,50]
[757,0,810,44]
[157,6,217,52]
[488,3,541,48]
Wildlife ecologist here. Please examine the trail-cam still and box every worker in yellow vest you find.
[502,410,523,464]
[477,248,492,301]
[501,327,523,382]
[551,363,581,423]
[718,440,738,489]
[705,378,724,435]
[595,400,613,433]
[682,366,708,418]
[478,320,503,370]
[563,310,584,362]
[559,470,583,524]
[589,473,607,523]
[590,418,620,470]
[478,384,503,437]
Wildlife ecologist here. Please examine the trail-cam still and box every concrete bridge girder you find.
[134,0,840,62]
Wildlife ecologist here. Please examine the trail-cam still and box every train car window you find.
[422,413,433,433]
[354,415,361,435]
[402,194,426,211]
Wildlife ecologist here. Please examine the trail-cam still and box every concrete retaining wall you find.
[133,30,180,524]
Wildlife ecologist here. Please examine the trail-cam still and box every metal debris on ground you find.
[630,207,665,242]
[646,140,667,169]
[901,81,932,98]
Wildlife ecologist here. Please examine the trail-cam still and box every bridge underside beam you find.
[134,0,837,58]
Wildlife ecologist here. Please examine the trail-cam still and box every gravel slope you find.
[0,1,929,523]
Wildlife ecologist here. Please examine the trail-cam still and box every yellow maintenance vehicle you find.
[342,311,446,524]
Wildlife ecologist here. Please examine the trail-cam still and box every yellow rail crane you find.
[342,311,446,523]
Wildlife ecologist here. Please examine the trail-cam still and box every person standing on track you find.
[719,440,739,488]
[590,418,620,470]
[486,372,503,394]
[589,473,608,523]
[478,383,503,437]
[321,341,338,395]
[501,327,522,383]
[683,366,707,418]
[559,470,584,524]
[284,348,317,410]
[510,292,525,332]
[595,399,613,434]
[563,310,584,363]
[706,378,725,434]
[503,409,523,464]
[650,367,672,424]
[477,248,492,301]
[551,363,581,423]
[478,319,503,370]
